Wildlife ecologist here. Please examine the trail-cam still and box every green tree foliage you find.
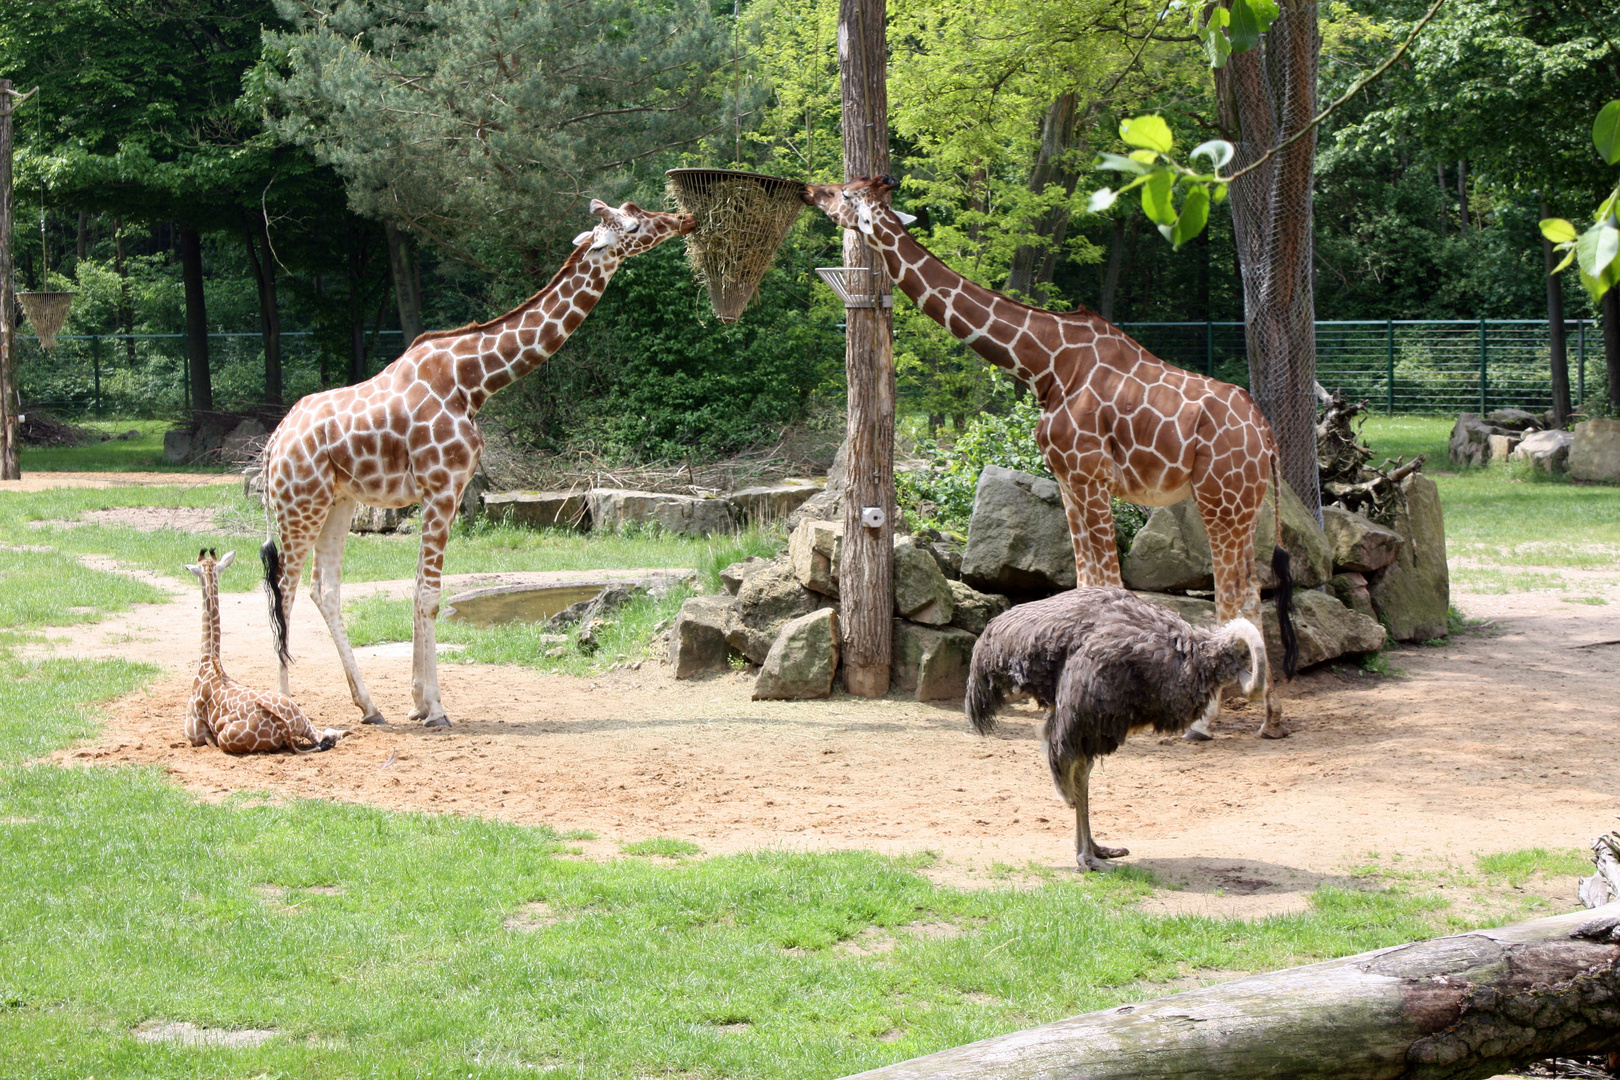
[1542,101,1620,303]
[265,0,743,275]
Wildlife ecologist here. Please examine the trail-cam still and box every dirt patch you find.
[39,506,230,533]
[133,1021,278,1048]
[503,901,560,932]
[49,565,1620,898]
[0,471,237,493]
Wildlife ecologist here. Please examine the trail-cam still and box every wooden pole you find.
[834,901,1620,1080]
[0,80,19,480]
[837,0,894,698]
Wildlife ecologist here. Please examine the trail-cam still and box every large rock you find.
[350,504,410,534]
[1486,407,1543,431]
[1509,429,1574,475]
[1328,572,1378,623]
[1568,418,1620,482]
[669,596,739,678]
[1449,413,1496,468]
[893,537,954,625]
[482,490,588,530]
[753,609,839,700]
[589,488,737,537]
[1120,480,1332,592]
[731,481,822,527]
[960,465,1076,595]
[1321,506,1402,574]
[545,582,644,630]
[736,561,824,642]
[1135,588,1385,672]
[788,519,842,597]
[891,621,978,702]
[947,579,1010,635]
[720,556,772,596]
[1487,433,1522,463]
[1367,472,1449,642]
[786,443,848,531]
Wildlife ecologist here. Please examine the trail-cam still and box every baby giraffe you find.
[186,549,341,755]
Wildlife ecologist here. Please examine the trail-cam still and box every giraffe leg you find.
[309,497,386,724]
[407,493,458,728]
[1059,481,1123,587]
[1197,486,1286,740]
[270,514,319,700]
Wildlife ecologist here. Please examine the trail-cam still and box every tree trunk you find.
[1099,218,1125,321]
[1215,0,1323,520]
[178,225,212,413]
[76,210,88,263]
[114,217,135,362]
[1457,160,1470,232]
[837,0,895,699]
[1437,162,1448,236]
[385,222,424,346]
[0,80,18,479]
[348,225,373,385]
[834,902,1620,1080]
[1604,287,1620,416]
[1542,202,1571,426]
[243,212,282,408]
[1006,93,1079,306]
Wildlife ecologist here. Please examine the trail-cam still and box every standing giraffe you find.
[260,201,695,727]
[802,177,1296,738]
[186,549,340,754]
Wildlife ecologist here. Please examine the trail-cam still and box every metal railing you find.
[1118,318,1602,414]
[14,330,408,418]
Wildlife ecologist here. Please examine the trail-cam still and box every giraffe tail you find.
[261,538,291,669]
[1269,454,1299,680]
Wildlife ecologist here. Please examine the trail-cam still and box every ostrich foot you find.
[1077,843,1130,871]
[1182,728,1213,742]
[360,712,387,725]
[1094,843,1129,859]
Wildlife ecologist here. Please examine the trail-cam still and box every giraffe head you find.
[801,176,917,238]
[184,548,235,586]
[572,200,695,261]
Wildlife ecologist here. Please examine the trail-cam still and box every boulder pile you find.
[1449,408,1569,471]
[482,480,821,537]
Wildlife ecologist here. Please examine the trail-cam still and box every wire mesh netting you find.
[13,330,408,418]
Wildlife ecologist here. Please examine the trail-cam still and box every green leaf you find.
[1552,248,1576,274]
[1213,183,1229,203]
[1158,224,1176,243]
[1119,115,1174,154]
[1228,0,1261,53]
[1594,100,1620,166]
[1129,149,1160,165]
[1197,11,1233,67]
[1539,218,1577,244]
[1095,152,1149,175]
[1087,187,1118,213]
[1141,170,1177,227]
[1190,139,1235,172]
[1247,0,1279,34]
[1172,185,1211,249]
[1577,222,1620,278]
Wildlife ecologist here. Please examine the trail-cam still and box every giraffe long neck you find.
[200,572,221,672]
[436,243,622,412]
[867,213,1104,401]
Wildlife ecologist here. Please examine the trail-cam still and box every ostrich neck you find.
[870,214,1105,399]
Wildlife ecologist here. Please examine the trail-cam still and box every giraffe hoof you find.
[1182,728,1213,742]
[422,714,452,729]
[360,712,387,725]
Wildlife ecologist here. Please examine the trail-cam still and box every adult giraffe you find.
[260,200,695,727]
[803,177,1296,738]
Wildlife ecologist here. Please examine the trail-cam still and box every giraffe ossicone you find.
[259,201,696,728]
[186,548,344,755]
[802,177,1298,738]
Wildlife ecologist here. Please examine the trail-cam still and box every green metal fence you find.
[1119,318,1602,414]
[14,330,409,418]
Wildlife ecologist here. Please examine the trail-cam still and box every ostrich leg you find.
[1069,757,1129,872]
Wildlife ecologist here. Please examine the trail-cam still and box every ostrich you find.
[966,587,1272,871]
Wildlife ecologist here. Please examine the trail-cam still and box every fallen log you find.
[1581,833,1620,910]
[840,903,1620,1080]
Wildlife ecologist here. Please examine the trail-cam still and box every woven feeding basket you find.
[666,169,806,323]
[18,291,76,351]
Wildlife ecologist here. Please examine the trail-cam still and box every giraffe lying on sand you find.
[802,177,1297,738]
[186,549,342,755]
[260,200,695,728]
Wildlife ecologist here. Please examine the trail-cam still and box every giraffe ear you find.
[894,210,918,226]
[589,198,612,219]
[184,563,201,579]
[217,550,236,570]
[573,230,595,246]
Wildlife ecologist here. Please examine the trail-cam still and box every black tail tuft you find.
[1271,546,1298,680]
[964,654,1005,736]
[261,538,291,669]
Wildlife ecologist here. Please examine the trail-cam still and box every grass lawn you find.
[0,421,1599,1076]
[17,420,225,473]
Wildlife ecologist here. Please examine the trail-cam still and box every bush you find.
[898,374,1148,555]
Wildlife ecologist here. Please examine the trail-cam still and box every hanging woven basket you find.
[18,291,76,351]
[665,169,806,323]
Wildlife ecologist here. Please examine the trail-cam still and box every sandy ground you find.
[0,470,237,492]
[33,522,1615,912]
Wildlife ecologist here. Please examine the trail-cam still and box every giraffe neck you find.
[866,212,1107,400]
[200,573,222,674]
[431,242,623,413]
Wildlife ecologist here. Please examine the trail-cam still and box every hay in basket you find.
[665,169,806,323]
[17,291,76,351]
